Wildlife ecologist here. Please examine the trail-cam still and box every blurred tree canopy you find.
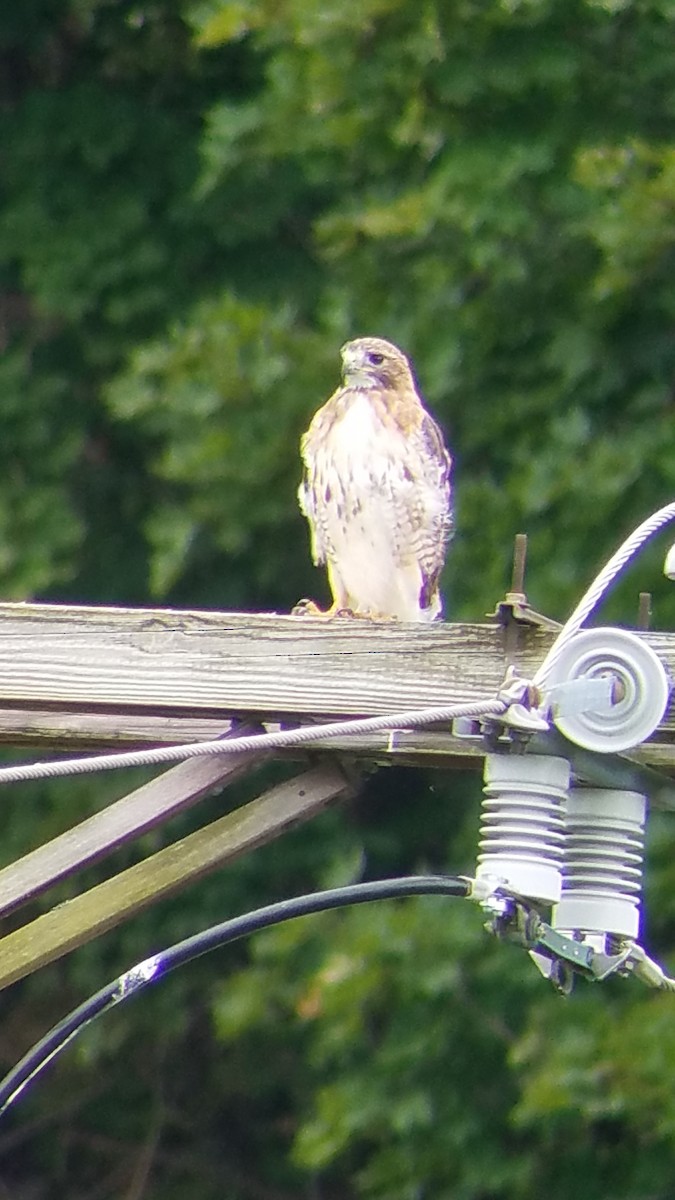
[2,0,675,1196]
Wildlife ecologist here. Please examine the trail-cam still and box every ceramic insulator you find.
[476,754,570,905]
[553,788,646,939]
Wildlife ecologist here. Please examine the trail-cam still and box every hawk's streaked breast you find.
[298,337,453,621]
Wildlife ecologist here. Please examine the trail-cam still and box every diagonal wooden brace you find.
[0,736,264,919]
[0,763,352,991]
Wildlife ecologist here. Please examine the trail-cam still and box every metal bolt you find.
[637,592,652,631]
[511,533,528,595]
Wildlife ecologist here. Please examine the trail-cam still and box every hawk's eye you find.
[367,352,385,366]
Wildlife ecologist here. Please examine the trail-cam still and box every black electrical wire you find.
[0,874,471,1118]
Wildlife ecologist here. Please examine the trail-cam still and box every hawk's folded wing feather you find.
[413,412,453,609]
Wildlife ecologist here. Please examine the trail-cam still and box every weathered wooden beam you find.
[0,705,233,749]
[0,763,352,991]
[0,604,532,720]
[0,602,671,764]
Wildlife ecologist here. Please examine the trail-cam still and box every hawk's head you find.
[340,337,414,391]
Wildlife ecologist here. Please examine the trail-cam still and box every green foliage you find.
[107,295,332,601]
[3,0,675,1197]
[111,0,675,622]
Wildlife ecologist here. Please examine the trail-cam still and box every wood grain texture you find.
[0,603,670,763]
[0,763,352,992]
[0,604,535,718]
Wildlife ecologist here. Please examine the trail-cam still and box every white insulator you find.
[544,627,670,753]
[476,754,570,904]
[552,788,646,939]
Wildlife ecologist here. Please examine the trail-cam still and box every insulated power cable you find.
[0,874,471,1118]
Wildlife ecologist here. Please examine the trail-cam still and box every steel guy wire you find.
[534,498,675,690]
[0,697,507,786]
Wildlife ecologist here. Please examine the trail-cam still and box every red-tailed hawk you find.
[298,336,453,621]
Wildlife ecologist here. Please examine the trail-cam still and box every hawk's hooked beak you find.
[340,344,374,386]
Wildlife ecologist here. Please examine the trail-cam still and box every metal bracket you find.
[490,592,563,632]
[488,534,562,632]
[453,675,615,743]
[482,891,631,994]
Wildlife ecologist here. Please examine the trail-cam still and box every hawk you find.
[298,336,453,621]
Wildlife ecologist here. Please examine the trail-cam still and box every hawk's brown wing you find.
[415,411,453,609]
